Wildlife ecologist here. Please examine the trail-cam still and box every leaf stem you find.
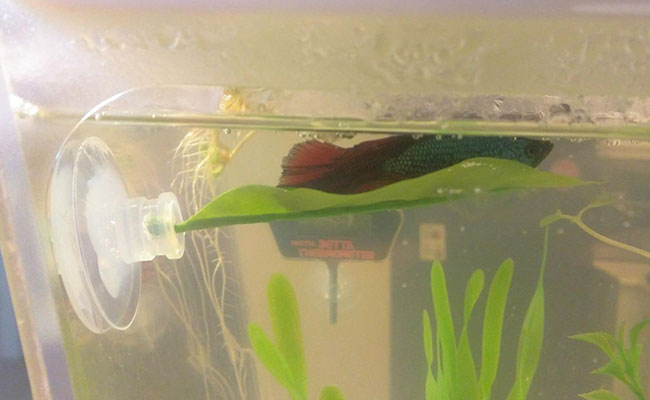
[552,211,650,260]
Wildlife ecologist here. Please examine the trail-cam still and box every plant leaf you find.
[464,270,485,326]
[480,259,514,399]
[248,323,298,394]
[453,269,483,400]
[436,328,448,399]
[506,284,544,400]
[431,262,457,395]
[423,310,439,400]
[579,389,622,400]
[629,318,650,349]
[267,274,307,399]
[507,227,549,400]
[457,328,480,400]
[426,368,437,400]
[176,157,595,232]
[320,386,345,400]
[423,310,434,367]
[570,332,617,359]
[592,360,627,383]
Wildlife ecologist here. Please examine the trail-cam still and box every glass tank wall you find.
[1,2,650,400]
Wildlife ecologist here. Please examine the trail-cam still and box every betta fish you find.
[278,135,553,194]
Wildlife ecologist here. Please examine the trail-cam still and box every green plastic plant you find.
[571,318,650,400]
[248,274,345,400]
[540,197,650,261]
[175,157,593,232]
[423,227,549,400]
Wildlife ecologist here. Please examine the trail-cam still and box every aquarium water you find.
[24,87,647,400]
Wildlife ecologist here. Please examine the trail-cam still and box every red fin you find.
[279,136,416,193]
[279,140,346,187]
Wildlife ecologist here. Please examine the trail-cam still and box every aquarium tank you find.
[1,1,650,399]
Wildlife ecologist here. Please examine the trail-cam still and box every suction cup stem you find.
[115,192,185,264]
[49,136,185,333]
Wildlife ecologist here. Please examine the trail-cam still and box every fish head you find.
[513,138,554,167]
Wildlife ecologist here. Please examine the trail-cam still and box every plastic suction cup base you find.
[49,137,141,333]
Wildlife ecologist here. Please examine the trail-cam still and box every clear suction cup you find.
[49,137,185,333]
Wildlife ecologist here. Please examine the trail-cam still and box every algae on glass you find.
[422,227,549,400]
[248,274,345,400]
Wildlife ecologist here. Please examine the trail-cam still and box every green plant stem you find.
[555,213,650,260]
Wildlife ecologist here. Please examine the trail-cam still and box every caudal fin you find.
[278,136,416,193]
[278,140,346,187]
